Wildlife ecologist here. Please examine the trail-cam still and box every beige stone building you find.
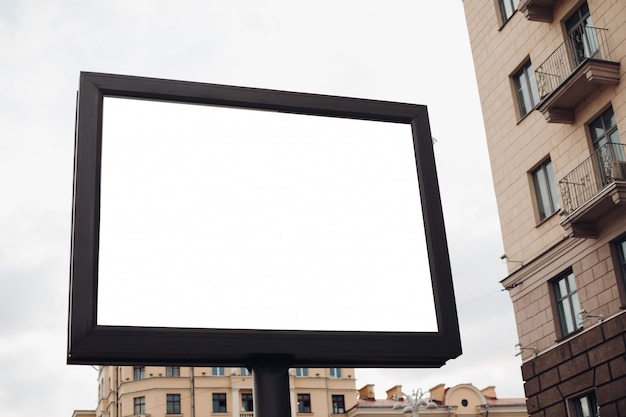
[90,366,357,417]
[348,384,526,417]
[463,0,626,416]
[75,375,526,417]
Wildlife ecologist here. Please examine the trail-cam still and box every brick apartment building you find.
[463,0,626,416]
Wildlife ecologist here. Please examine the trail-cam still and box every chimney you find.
[358,384,376,400]
[386,385,403,400]
[481,386,497,399]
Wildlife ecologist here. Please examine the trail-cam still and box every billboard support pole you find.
[251,358,292,417]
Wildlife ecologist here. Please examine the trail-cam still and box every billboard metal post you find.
[250,357,292,417]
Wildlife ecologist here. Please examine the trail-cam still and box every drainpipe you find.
[113,366,119,417]
[325,371,331,416]
[190,367,196,417]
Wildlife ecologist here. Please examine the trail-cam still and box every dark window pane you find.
[297,394,312,413]
[166,394,181,414]
[532,159,558,220]
[553,271,581,336]
[213,393,227,413]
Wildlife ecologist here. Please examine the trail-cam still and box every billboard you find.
[68,72,460,367]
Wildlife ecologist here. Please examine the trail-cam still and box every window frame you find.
[569,391,598,417]
[498,0,520,25]
[212,393,228,413]
[551,270,582,338]
[565,2,598,67]
[332,395,345,414]
[531,158,560,222]
[240,367,251,376]
[67,71,461,368]
[241,392,254,412]
[212,367,225,376]
[166,366,180,377]
[613,236,626,307]
[617,237,626,284]
[513,60,539,118]
[295,368,308,377]
[589,106,623,157]
[133,366,145,381]
[166,394,181,415]
[329,368,342,379]
[133,396,146,415]
[297,394,312,414]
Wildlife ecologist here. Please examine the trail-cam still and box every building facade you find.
[348,383,526,417]
[76,376,526,417]
[463,0,626,416]
[92,366,357,417]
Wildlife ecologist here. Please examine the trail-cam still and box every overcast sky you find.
[0,1,525,416]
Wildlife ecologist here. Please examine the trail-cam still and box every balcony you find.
[535,26,620,124]
[559,143,626,237]
[518,0,557,22]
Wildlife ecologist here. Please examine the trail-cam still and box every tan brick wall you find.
[509,212,626,359]
[465,0,626,414]
[464,0,626,272]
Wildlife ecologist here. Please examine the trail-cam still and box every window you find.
[553,271,582,336]
[590,107,624,182]
[532,159,559,221]
[213,393,227,413]
[332,395,345,414]
[212,367,225,376]
[297,394,311,413]
[295,368,308,377]
[329,368,342,379]
[590,106,622,150]
[241,393,254,412]
[166,394,181,414]
[571,392,598,417]
[617,238,626,289]
[566,2,598,66]
[240,367,251,376]
[498,0,519,24]
[166,366,180,377]
[134,366,145,380]
[134,397,145,415]
[514,61,539,117]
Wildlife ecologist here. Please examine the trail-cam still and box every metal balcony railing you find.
[559,142,626,214]
[240,412,254,417]
[535,26,611,99]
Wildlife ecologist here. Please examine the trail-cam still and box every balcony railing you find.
[559,143,626,214]
[240,412,254,417]
[535,26,611,100]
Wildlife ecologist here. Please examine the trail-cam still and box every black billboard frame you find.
[68,71,461,368]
